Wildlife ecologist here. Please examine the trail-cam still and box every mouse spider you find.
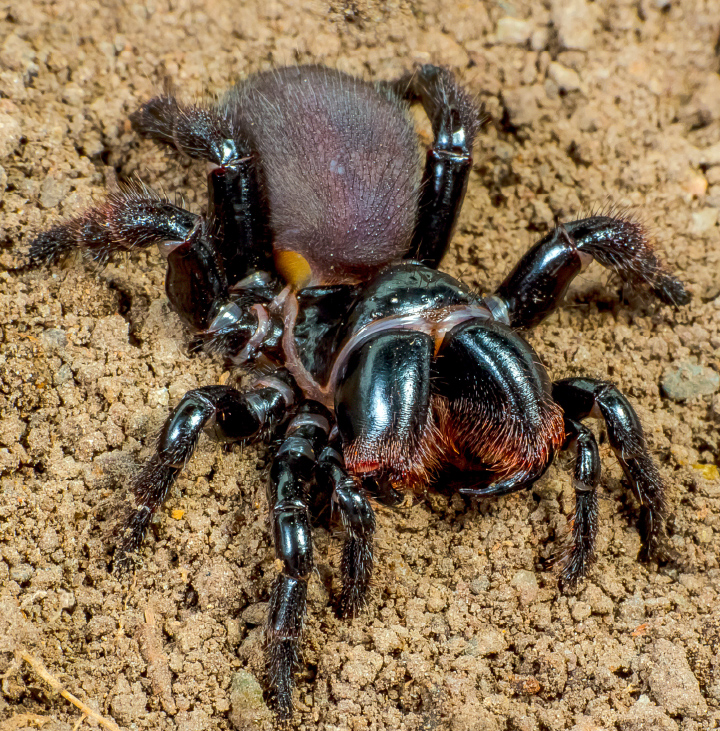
[29,64,689,717]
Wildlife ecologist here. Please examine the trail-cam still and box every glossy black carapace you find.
[29,64,689,718]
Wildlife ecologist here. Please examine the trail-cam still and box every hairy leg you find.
[391,65,481,268]
[265,404,330,718]
[28,185,197,266]
[131,94,273,282]
[558,418,601,588]
[553,377,668,560]
[489,215,690,328]
[114,374,295,574]
[318,442,376,618]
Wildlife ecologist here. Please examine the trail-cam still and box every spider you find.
[29,64,689,718]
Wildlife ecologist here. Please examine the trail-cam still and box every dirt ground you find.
[1,0,719,729]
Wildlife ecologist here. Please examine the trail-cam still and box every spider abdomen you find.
[223,66,423,286]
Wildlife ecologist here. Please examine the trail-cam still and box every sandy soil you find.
[1,0,719,729]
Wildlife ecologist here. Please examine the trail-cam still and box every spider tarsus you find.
[337,535,374,618]
[653,272,691,307]
[266,575,307,719]
[558,501,599,591]
[28,190,198,268]
[28,223,77,265]
[622,453,668,558]
[130,95,236,165]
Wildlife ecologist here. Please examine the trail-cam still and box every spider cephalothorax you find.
[29,64,689,718]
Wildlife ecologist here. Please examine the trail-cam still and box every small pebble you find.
[552,0,596,51]
[570,601,591,621]
[241,601,268,626]
[0,111,21,158]
[41,327,68,351]
[681,174,708,197]
[228,670,271,731]
[646,639,707,718]
[510,569,539,605]
[39,172,70,209]
[617,695,678,731]
[473,626,508,656]
[496,17,533,45]
[690,207,718,233]
[661,362,720,401]
[548,62,581,92]
[9,564,33,583]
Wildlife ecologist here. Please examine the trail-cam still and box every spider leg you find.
[130,93,237,165]
[489,215,690,329]
[29,181,276,349]
[558,418,600,588]
[113,374,296,575]
[131,94,273,284]
[206,160,272,285]
[28,186,197,266]
[317,443,376,618]
[552,377,667,561]
[390,65,481,268]
[265,404,330,719]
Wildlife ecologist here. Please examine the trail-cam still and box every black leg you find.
[28,181,276,351]
[317,443,376,618]
[552,377,667,560]
[391,65,481,268]
[130,93,238,165]
[206,161,273,284]
[491,215,690,329]
[131,94,273,284]
[114,375,296,574]
[558,418,600,588]
[265,404,330,719]
[28,185,198,266]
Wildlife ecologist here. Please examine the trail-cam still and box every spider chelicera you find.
[29,64,689,717]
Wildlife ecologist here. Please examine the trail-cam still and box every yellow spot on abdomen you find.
[275,250,313,289]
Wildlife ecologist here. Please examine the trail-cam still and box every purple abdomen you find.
[222,66,422,285]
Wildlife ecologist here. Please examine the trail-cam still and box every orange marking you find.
[275,250,312,289]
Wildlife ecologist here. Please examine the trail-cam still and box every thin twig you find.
[20,651,122,731]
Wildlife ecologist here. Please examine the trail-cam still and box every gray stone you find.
[645,639,707,718]
[661,362,720,401]
[9,563,33,583]
[229,670,271,730]
[41,328,68,351]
